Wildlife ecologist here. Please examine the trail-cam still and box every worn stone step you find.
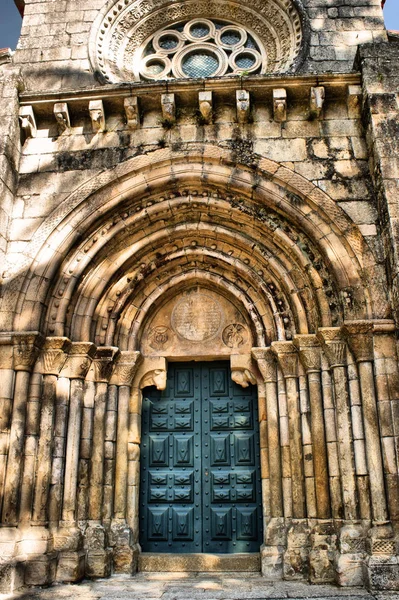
[138,553,261,572]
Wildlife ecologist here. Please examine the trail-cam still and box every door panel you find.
[140,362,263,553]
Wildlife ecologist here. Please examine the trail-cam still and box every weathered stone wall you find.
[0,0,399,595]
[12,0,387,92]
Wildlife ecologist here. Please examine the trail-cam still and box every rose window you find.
[138,19,265,81]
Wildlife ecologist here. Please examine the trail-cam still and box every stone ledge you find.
[138,553,261,572]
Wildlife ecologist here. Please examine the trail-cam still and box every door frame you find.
[126,351,268,563]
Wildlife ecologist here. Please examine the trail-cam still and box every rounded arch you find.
[5,146,390,342]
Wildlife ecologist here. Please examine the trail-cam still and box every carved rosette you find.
[271,341,298,378]
[251,347,277,383]
[91,346,120,383]
[342,321,374,363]
[293,335,321,373]
[317,328,347,368]
[41,337,71,376]
[110,351,142,387]
[13,332,44,372]
[59,342,97,379]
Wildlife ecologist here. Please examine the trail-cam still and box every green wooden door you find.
[140,362,263,553]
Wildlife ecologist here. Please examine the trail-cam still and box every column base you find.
[25,553,57,586]
[335,523,366,587]
[309,521,336,584]
[109,521,137,574]
[283,520,311,580]
[56,550,86,583]
[366,555,399,590]
[260,544,283,579]
[86,549,112,578]
[0,560,24,593]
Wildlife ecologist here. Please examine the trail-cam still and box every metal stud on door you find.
[140,362,263,553]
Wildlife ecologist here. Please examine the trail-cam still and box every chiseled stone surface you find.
[3,573,399,600]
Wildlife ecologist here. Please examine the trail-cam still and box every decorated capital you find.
[317,327,347,368]
[41,337,71,376]
[343,320,374,363]
[251,347,277,383]
[271,341,298,378]
[13,332,44,372]
[59,342,97,379]
[90,346,120,382]
[110,351,142,386]
[293,334,321,372]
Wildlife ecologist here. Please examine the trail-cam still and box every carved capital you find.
[41,337,71,376]
[251,347,277,383]
[271,341,298,378]
[343,320,374,363]
[230,353,256,388]
[293,334,321,372]
[110,351,142,386]
[13,332,44,372]
[90,346,120,382]
[317,327,347,368]
[59,342,97,379]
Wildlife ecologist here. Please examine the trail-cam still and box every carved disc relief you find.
[171,293,222,341]
[90,0,306,83]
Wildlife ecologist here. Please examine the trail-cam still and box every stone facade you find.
[0,0,399,593]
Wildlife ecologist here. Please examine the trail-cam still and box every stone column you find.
[32,338,71,524]
[317,328,362,587]
[86,346,119,578]
[271,342,305,518]
[372,321,399,523]
[294,335,330,519]
[252,347,284,580]
[109,351,142,574]
[0,336,14,514]
[2,333,43,525]
[55,342,96,583]
[343,321,397,589]
[343,321,387,523]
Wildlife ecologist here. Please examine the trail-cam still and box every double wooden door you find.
[140,362,263,553]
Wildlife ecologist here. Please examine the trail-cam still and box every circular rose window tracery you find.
[138,18,264,80]
[89,0,307,84]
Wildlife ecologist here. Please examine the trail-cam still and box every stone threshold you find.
[138,552,261,572]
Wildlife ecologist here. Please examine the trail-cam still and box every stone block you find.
[0,560,24,593]
[366,555,399,590]
[56,550,85,583]
[25,554,57,586]
[86,549,112,578]
[260,545,283,579]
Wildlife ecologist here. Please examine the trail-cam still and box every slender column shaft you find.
[89,381,108,520]
[252,348,283,518]
[63,378,84,521]
[114,385,130,519]
[32,374,57,522]
[272,342,305,519]
[19,372,42,522]
[0,362,14,510]
[49,377,70,523]
[103,384,118,522]
[78,380,95,521]
[278,367,292,518]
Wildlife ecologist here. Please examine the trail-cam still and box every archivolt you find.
[8,146,389,340]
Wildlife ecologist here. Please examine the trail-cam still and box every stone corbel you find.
[270,341,298,378]
[251,347,277,383]
[0,334,13,370]
[273,88,287,122]
[109,351,142,387]
[230,353,256,388]
[293,334,321,372]
[12,332,44,372]
[161,93,176,122]
[53,102,70,134]
[236,89,250,124]
[347,85,362,118]
[124,97,140,129]
[89,99,105,133]
[19,105,37,140]
[139,356,167,390]
[317,327,347,368]
[59,342,97,379]
[310,86,325,119]
[199,91,213,123]
[342,320,374,363]
[41,336,71,376]
[89,346,120,383]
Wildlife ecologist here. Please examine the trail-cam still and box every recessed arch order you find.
[8,145,389,345]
